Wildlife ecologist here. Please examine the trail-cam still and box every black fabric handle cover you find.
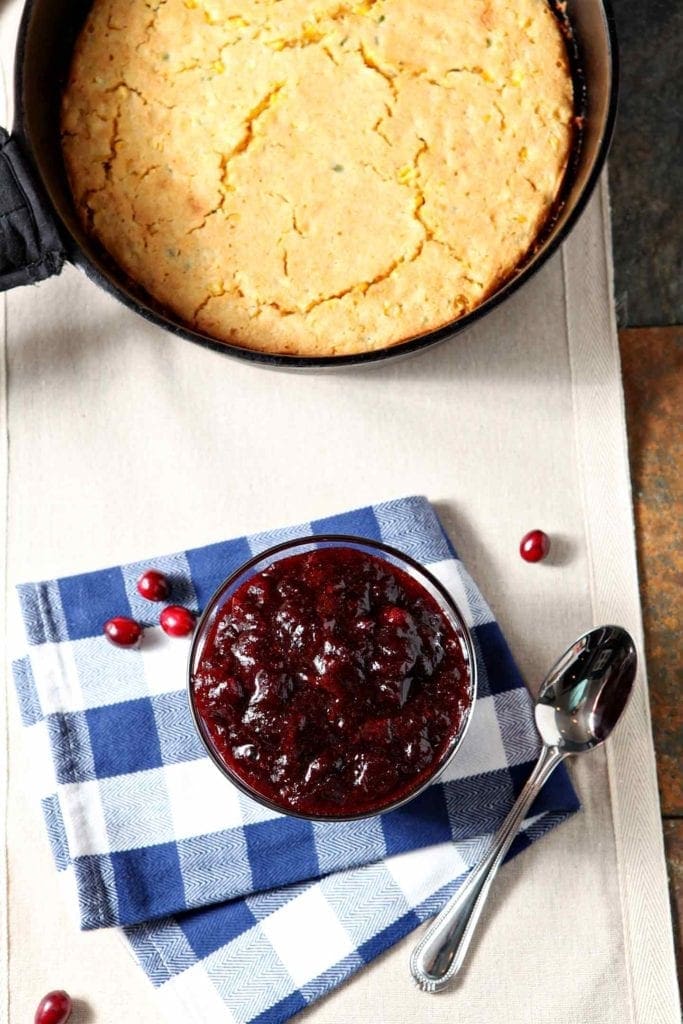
[0,128,66,290]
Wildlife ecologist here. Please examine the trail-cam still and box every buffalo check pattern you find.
[13,496,579,1024]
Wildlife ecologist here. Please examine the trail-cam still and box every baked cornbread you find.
[61,0,574,356]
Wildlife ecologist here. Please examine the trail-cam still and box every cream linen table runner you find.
[0,0,679,1015]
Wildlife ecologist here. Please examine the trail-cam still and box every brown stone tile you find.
[619,326,683,818]
[663,820,683,999]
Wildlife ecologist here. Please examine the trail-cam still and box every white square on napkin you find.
[261,888,355,988]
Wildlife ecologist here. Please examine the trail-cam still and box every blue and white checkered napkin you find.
[13,496,578,1024]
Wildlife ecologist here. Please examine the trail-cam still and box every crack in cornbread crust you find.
[61,0,573,356]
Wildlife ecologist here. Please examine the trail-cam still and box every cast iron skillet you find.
[0,0,618,368]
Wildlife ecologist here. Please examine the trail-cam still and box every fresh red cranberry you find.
[34,990,72,1024]
[104,616,142,647]
[520,529,551,563]
[160,605,195,637]
[136,569,169,602]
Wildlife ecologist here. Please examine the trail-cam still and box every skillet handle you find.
[0,128,66,290]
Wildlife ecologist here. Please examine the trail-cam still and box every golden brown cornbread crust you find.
[62,0,573,356]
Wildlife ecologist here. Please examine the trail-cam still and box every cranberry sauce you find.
[191,546,471,817]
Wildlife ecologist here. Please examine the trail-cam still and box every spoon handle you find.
[409,743,566,992]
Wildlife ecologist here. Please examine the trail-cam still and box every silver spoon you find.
[410,624,637,993]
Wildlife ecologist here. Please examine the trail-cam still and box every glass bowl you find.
[187,535,477,820]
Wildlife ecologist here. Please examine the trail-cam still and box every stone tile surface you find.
[619,326,682,815]
[619,326,682,995]
[663,821,683,991]
[609,0,682,326]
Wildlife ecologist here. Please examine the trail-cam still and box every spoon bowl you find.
[535,624,637,752]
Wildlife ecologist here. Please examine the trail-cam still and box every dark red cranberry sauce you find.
[191,546,471,817]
